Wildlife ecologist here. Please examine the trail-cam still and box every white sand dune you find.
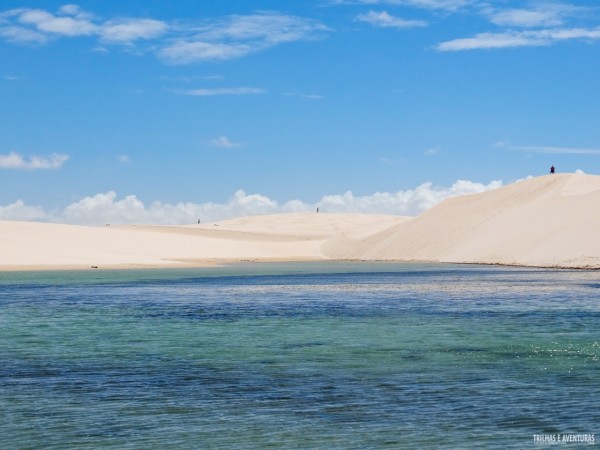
[323,173,600,268]
[2,173,599,270]
[0,213,407,270]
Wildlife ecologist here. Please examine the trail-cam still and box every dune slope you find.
[323,173,600,268]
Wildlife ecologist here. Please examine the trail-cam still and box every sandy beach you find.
[2,173,600,270]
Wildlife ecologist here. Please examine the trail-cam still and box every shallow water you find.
[1,262,598,449]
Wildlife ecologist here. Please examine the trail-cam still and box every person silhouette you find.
[550,165,555,174]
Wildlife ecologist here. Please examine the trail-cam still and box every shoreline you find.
[1,257,597,273]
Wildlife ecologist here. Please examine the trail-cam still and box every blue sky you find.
[1,1,599,224]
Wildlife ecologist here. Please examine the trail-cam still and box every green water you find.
[0,263,598,448]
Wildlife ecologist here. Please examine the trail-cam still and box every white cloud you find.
[333,0,472,11]
[196,12,329,45]
[158,12,328,64]
[18,8,98,36]
[356,10,427,28]
[0,200,46,221]
[59,4,89,18]
[301,94,324,99]
[0,8,329,64]
[0,151,69,170]
[0,25,48,43]
[184,87,266,96]
[118,154,131,163]
[100,18,167,43]
[1,5,167,46]
[0,179,503,225]
[437,27,600,51]
[158,41,252,64]
[488,8,563,28]
[59,190,282,225]
[315,179,502,215]
[485,3,585,28]
[208,136,241,149]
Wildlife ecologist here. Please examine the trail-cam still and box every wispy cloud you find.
[284,92,324,99]
[332,0,472,12]
[437,27,600,51]
[118,154,131,163]
[208,136,241,148]
[509,146,600,155]
[0,151,69,170]
[484,3,585,28]
[0,7,326,64]
[356,10,427,28]
[157,41,252,64]
[158,12,329,64]
[184,87,266,96]
[437,2,597,51]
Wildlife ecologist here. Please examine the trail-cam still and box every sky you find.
[1,0,599,224]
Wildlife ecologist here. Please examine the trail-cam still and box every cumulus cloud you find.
[0,179,502,225]
[0,151,69,170]
[356,10,427,28]
[315,179,502,215]
[59,190,282,225]
[0,200,46,221]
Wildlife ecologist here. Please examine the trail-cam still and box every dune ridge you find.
[2,173,599,270]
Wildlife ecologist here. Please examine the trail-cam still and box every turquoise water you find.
[1,262,598,449]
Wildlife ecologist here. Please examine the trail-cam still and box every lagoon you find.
[1,263,598,449]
